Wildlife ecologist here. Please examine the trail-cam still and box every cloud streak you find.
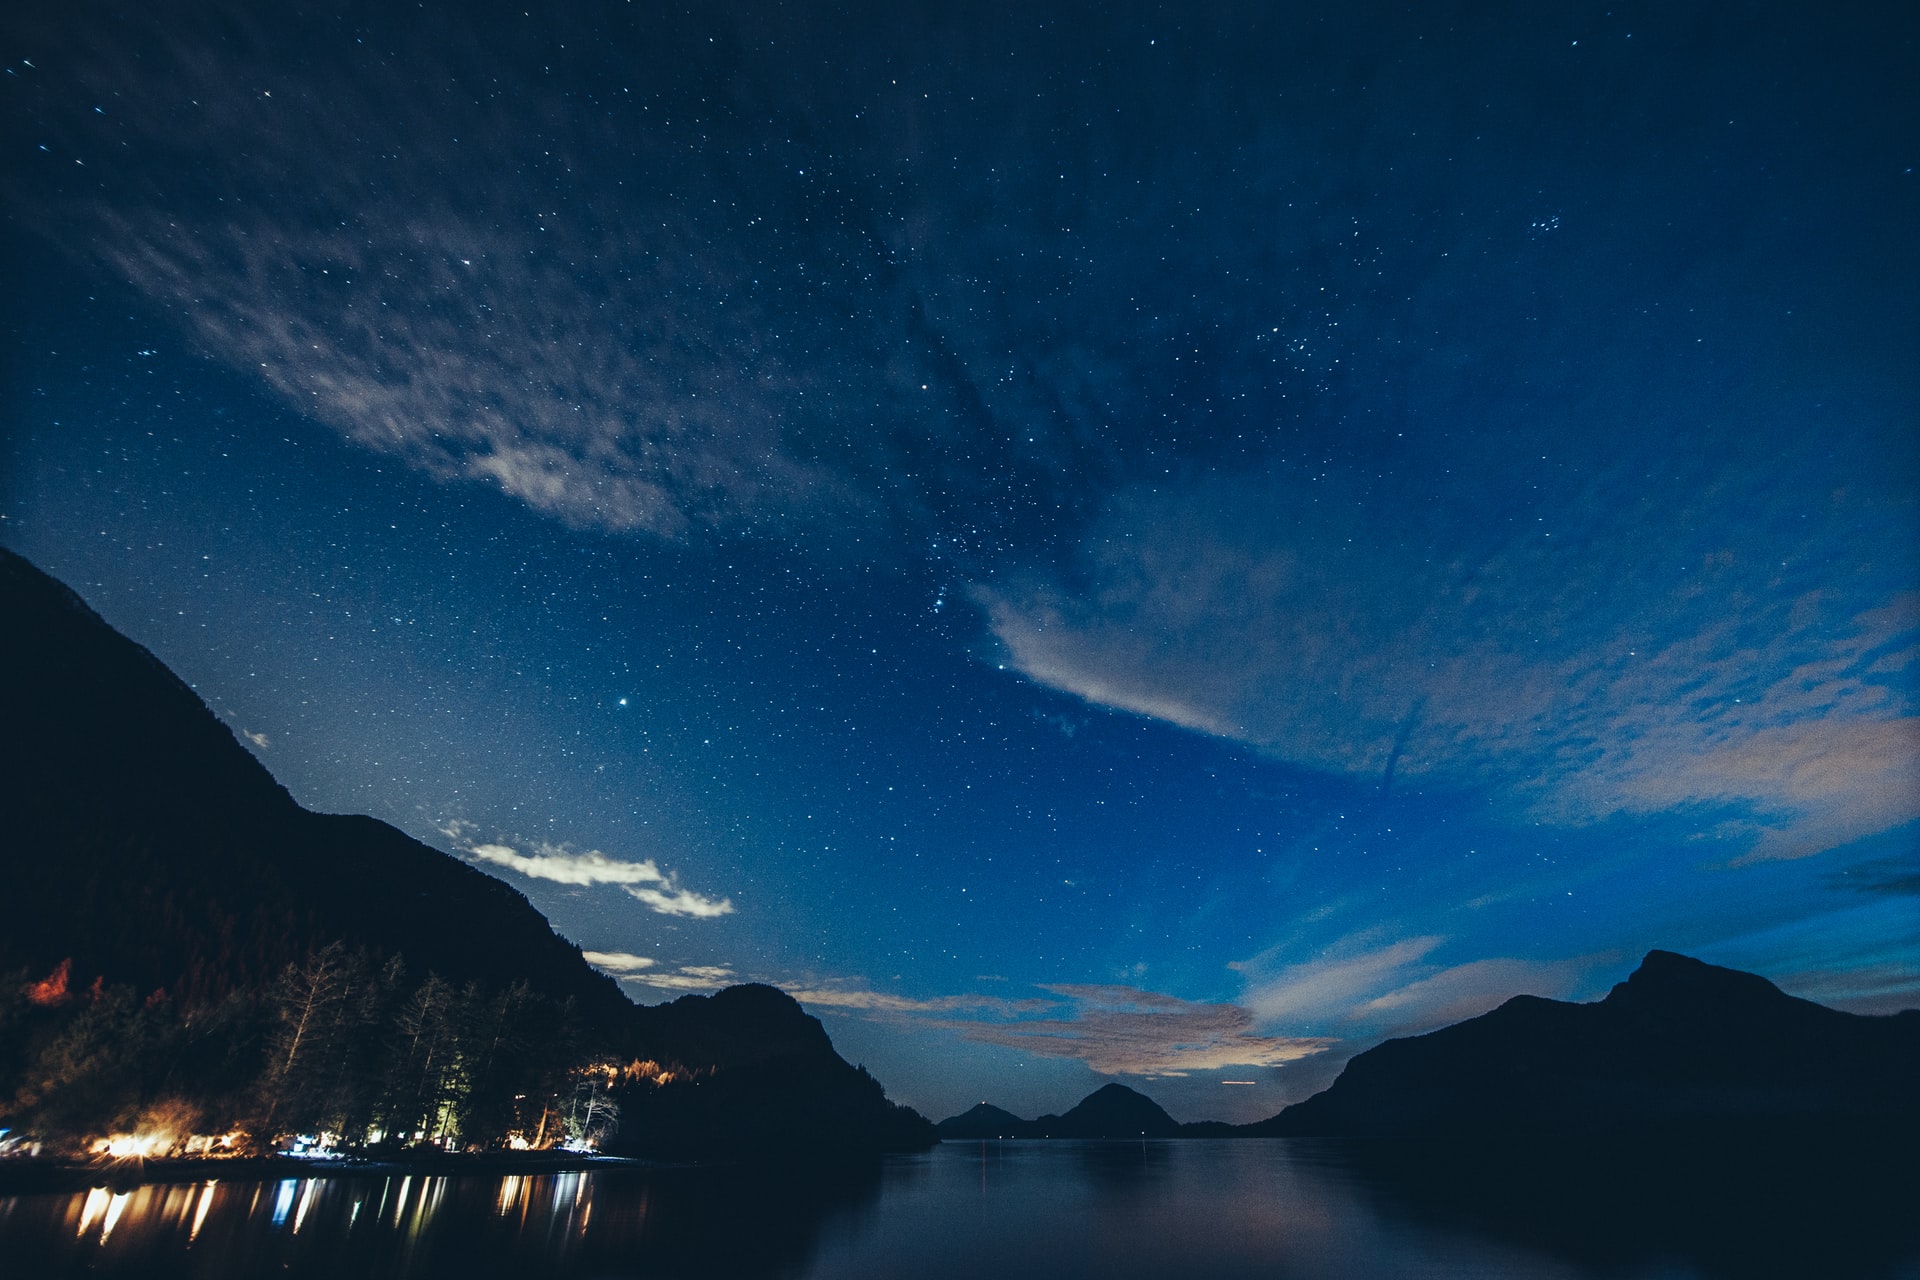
[462,838,733,918]
[788,985,1056,1016]
[979,467,1919,861]
[1827,852,1920,897]
[581,951,657,973]
[25,0,1755,558]
[785,977,1326,1077]
[1234,933,1600,1039]
[949,985,1332,1078]
[9,3,1115,546]
[469,843,670,887]
[625,885,736,920]
[11,5,833,538]
[623,965,738,992]
[1773,961,1920,1017]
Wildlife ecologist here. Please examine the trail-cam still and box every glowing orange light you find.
[26,959,72,1007]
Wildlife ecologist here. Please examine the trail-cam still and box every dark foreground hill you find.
[0,546,626,1021]
[0,547,931,1155]
[608,982,934,1158]
[1253,949,1920,1138]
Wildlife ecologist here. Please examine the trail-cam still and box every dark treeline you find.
[0,945,621,1154]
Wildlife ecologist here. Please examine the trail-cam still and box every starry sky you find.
[3,0,1916,1124]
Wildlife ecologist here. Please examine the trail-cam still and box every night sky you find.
[3,0,1915,1124]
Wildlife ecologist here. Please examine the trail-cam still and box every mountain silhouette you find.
[0,546,629,1021]
[0,547,932,1154]
[940,953,1918,1145]
[1047,1082,1182,1137]
[936,1102,1040,1139]
[606,982,935,1157]
[1254,949,1920,1137]
[939,1083,1188,1139]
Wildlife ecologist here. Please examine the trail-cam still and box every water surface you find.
[3,1139,1915,1279]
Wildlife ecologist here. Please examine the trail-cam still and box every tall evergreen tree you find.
[259,942,348,1134]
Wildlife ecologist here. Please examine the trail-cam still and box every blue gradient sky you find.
[4,0,1915,1123]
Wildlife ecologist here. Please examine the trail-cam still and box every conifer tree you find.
[260,942,348,1134]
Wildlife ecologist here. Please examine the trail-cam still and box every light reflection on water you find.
[2,1139,1916,1280]
[13,1163,611,1278]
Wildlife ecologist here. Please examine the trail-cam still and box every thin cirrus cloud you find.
[1231,932,1602,1039]
[1768,961,1920,1018]
[783,979,1325,1077]
[625,885,737,920]
[787,985,1057,1016]
[1827,854,1920,898]
[465,841,733,919]
[10,4,1001,544]
[780,961,1601,1076]
[977,462,1918,863]
[581,951,658,973]
[469,843,667,887]
[623,965,739,992]
[19,2,1697,559]
[945,985,1332,1078]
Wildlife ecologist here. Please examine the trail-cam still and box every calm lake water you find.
[4,1138,1916,1280]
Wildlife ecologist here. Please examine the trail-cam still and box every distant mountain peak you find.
[938,1102,1030,1135]
[1605,949,1794,1009]
[1054,1081,1180,1137]
[1083,1081,1147,1100]
[937,1084,1184,1139]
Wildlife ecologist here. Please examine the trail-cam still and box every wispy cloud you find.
[17,15,856,541]
[1826,852,1920,897]
[456,835,733,918]
[243,730,270,749]
[19,1,1628,556]
[470,843,669,887]
[1231,936,1448,1028]
[1234,933,1600,1038]
[625,885,736,919]
[781,976,1321,1077]
[1773,961,1920,1016]
[624,965,738,992]
[978,470,1919,862]
[438,818,478,844]
[787,985,1055,1016]
[11,4,1100,545]
[790,988,1001,1014]
[581,951,657,973]
[949,985,1332,1078]
[1345,957,1601,1029]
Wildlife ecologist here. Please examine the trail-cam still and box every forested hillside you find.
[0,548,933,1157]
